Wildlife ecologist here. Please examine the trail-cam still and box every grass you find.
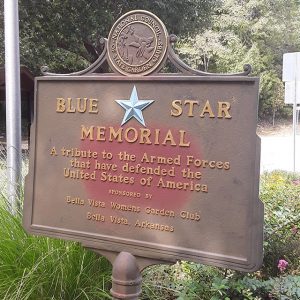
[0,201,112,300]
[0,147,113,299]
[1,144,300,299]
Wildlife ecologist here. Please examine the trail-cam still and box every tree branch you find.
[83,40,99,61]
[56,40,93,62]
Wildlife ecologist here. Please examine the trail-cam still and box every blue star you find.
[115,86,154,127]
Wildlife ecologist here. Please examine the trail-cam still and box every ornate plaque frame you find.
[24,10,263,272]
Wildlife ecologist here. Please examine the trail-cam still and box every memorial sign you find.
[24,10,263,272]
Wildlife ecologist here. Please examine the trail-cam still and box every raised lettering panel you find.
[24,76,262,272]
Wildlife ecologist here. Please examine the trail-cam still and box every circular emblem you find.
[108,10,168,76]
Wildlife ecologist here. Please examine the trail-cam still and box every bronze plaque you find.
[23,10,263,272]
[107,10,168,75]
[24,76,263,271]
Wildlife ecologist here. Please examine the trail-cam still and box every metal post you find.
[110,252,142,300]
[4,0,22,214]
[293,56,298,173]
[293,103,297,172]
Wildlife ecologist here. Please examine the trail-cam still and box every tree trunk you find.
[272,108,276,127]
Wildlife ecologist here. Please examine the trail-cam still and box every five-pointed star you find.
[115,85,154,127]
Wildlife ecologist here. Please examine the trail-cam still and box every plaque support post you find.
[4,0,22,214]
[110,252,142,300]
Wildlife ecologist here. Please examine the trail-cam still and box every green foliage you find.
[0,0,219,75]
[142,263,274,299]
[0,202,112,300]
[142,263,223,299]
[1,0,298,120]
[260,171,300,277]
[177,0,300,121]
[260,275,300,300]
[259,71,286,125]
[0,156,299,299]
[141,171,300,300]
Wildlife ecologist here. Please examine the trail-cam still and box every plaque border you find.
[23,75,263,272]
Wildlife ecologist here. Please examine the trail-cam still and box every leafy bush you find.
[268,275,300,300]
[260,171,300,277]
[141,171,300,300]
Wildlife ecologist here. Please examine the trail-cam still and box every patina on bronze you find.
[23,11,263,291]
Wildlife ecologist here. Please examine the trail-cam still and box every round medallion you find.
[107,10,168,76]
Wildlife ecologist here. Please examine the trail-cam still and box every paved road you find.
[259,132,300,173]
